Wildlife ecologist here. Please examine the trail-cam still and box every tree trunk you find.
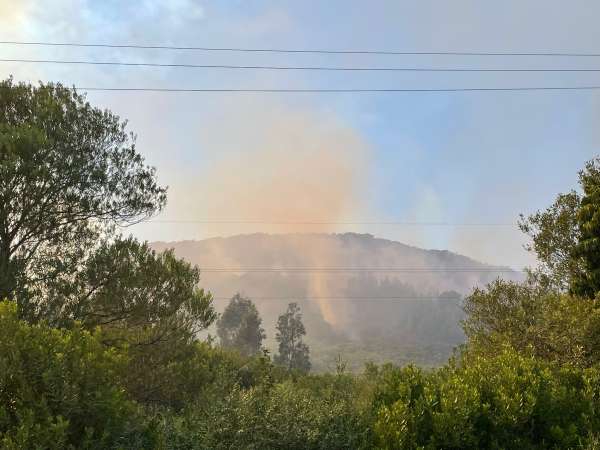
[0,241,15,300]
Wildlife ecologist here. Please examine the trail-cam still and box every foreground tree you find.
[518,191,582,291]
[274,302,311,372]
[465,158,600,368]
[69,237,217,407]
[519,157,600,298]
[62,237,215,333]
[572,158,600,298]
[0,79,217,408]
[217,294,266,357]
[0,78,166,321]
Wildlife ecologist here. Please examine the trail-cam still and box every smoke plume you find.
[168,98,371,326]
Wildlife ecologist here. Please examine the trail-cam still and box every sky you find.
[2,0,599,269]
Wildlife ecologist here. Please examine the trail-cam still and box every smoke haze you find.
[169,99,370,232]
[164,99,372,325]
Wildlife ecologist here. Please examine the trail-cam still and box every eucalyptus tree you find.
[274,302,311,372]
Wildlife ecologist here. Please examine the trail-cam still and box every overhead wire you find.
[211,296,463,301]
[2,40,600,57]
[3,86,598,93]
[5,57,600,73]
[198,268,522,273]
[4,41,600,92]
[144,219,516,226]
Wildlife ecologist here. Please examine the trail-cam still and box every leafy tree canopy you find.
[0,79,217,409]
[519,157,600,298]
[0,78,166,320]
[519,191,582,291]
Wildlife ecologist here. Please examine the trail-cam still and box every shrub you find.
[0,301,155,449]
[156,374,374,450]
[373,346,600,449]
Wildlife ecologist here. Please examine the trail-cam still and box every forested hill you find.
[151,233,523,370]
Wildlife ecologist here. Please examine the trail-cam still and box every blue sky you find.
[2,0,599,268]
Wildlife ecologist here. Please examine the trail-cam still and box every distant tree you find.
[217,294,266,357]
[274,302,311,372]
[0,78,166,321]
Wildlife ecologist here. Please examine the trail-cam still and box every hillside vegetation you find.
[152,233,521,370]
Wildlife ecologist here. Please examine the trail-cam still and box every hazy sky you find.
[2,1,599,268]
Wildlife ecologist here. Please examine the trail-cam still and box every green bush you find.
[0,301,155,449]
[463,280,600,368]
[373,346,600,449]
[156,374,374,450]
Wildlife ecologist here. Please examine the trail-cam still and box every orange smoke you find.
[168,98,371,326]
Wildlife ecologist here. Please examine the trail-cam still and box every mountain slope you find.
[151,233,523,370]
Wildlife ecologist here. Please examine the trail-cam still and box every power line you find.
[6,57,600,73]
[10,85,600,93]
[145,219,515,226]
[2,40,600,57]
[212,296,463,301]
[199,267,521,273]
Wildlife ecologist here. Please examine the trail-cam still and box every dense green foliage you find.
[74,238,217,408]
[0,301,155,449]
[4,79,600,448]
[463,280,600,367]
[519,191,582,291]
[217,294,266,357]
[573,159,600,298]
[163,376,374,449]
[372,347,600,449]
[6,296,600,449]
